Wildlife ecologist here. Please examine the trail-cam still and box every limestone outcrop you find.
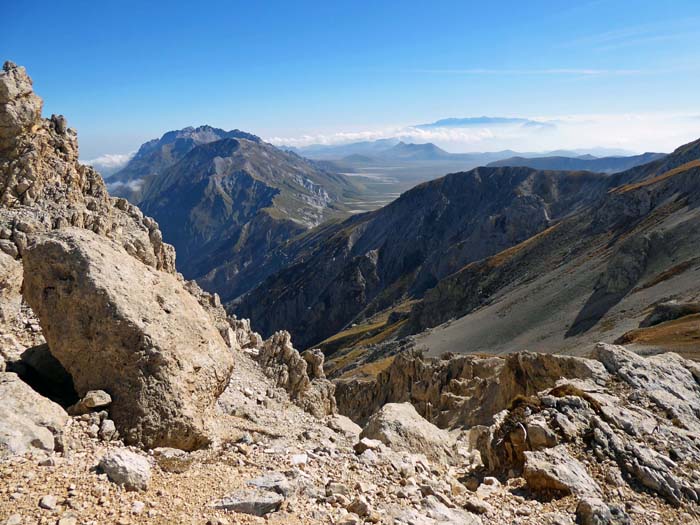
[335,346,607,426]
[255,330,336,417]
[22,228,233,450]
[467,344,700,508]
[0,62,174,272]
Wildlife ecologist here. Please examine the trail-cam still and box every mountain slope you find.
[405,138,700,358]
[487,151,666,173]
[137,135,358,300]
[237,137,700,362]
[235,166,612,348]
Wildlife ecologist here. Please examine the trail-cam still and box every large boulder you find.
[360,402,455,464]
[0,372,68,457]
[22,228,233,450]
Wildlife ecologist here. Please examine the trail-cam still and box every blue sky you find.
[4,0,700,161]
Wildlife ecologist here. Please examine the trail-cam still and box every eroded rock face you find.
[255,331,336,418]
[0,252,21,326]
[0,63,174,271]
[0,372,68,457]
[470,344,700,507]
[639,301,700,328]
[335,347,607,427]
[22,228,233,450]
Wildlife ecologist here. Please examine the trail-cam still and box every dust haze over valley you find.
[4,2,700,525]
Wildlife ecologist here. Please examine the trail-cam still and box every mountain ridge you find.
[133,131,359,300]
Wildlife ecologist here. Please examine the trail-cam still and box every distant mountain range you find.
[487,151,666,174]
[290,136,639,166]
[235,137,700,370]
[107,126,359,299]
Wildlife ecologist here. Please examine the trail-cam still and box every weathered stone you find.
[68,390,112,416]
[347,495,371,517]
[326,481,351,497]
[523,446,602,497]
[361,403,455,464]
[463,495,493,515]
[0,372,68,457]
[328,414,362,437]
[98,419,118,441]
[23,229,233,450]
[526,417,558,450]
[354,437,383,454]
[0,252,21,329]
[5,514,22,525]
[247,472,292,497]
[576,497,631,525]
[336,348,608,428]
[211,488,284,516]
[152,447,194,473]
[99,449,151,491]
[38,495,57,510]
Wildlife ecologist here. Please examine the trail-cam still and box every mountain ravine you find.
[235,166,612,349]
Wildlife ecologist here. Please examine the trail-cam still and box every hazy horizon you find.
[5,1,700,162]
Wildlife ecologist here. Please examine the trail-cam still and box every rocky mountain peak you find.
[0,60,95,208]
[0,61,43,143]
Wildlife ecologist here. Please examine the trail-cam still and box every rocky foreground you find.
[1,61,700,525]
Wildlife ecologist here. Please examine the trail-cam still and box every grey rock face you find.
[0,62,174,272]
[23,228,233,450]
[576,498,631,525]
[639,301,700,328]
[99,449,151,491]
[474,344,700,507]
[246,472,292,497]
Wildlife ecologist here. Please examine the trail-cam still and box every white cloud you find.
[106,178,144,193]
[80,152,135,176]
[267,113,700,154]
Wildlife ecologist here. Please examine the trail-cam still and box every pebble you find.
[291,453,308,466]
[38,495,58,510]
